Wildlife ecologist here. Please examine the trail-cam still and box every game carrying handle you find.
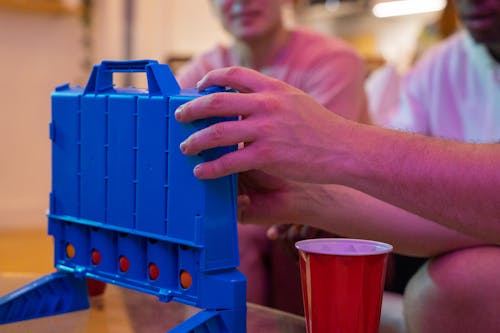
[83,59,180,95]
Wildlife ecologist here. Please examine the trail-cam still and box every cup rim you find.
[295,238,393,256]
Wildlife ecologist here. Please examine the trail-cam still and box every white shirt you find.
[389,31,500,143]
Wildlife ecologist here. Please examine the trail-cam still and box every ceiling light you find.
[372,0,447,18]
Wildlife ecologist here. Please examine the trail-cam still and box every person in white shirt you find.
[390,30,500,142]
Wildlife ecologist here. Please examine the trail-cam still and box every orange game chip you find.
[65,242,76,258]
[180,269,192,289]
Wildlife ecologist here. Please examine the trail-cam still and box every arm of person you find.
[238,171,486,257]
[341,124,500,245]
[175,67,500,244]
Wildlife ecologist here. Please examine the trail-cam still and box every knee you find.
[403,246,500,333]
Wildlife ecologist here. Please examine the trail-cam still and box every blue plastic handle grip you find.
[84,59,180,95]
[98,59,159,72]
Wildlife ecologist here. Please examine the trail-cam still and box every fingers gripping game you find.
[0,60,246,333]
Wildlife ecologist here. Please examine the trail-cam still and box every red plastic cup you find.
[296,238,392,333]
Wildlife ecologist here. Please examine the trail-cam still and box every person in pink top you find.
[177,0,366,315]
[177,3,365,119]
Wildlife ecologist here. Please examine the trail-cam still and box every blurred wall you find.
[132,1,230,60]
[0,9,86,230]
[299,5,442,72]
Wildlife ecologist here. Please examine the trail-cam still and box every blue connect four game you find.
[0,60,246,332]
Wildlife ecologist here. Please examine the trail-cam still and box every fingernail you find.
[193,164,202,177]
[174,104,185,120]
[179,140,187,153]
[196,78,206,89]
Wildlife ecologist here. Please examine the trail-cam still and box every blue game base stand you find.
[0,60,246,333]
[0,271,89,323]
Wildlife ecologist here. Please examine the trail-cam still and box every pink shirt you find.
[176,28,365,120]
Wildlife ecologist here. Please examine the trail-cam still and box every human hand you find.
[174,66,352,183]
[237,170,303,226]
[237,170,322,241]
[266,224,311,241]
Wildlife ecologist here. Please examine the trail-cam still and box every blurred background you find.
[0,0,457,273]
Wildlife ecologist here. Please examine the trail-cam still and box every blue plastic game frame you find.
[0,60,246,333]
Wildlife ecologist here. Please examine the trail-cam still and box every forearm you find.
[296,184,486,257]
[331,122,500,243]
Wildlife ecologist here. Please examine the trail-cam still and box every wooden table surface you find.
[0,273,306,333]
